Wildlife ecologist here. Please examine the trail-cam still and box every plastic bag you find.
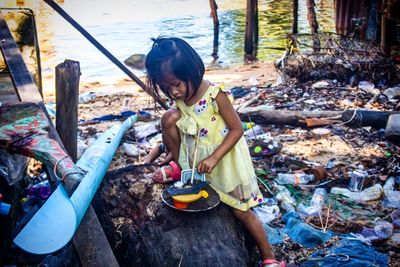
[0,148,28,186]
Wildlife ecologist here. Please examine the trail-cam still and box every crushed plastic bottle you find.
[79,92,97,103]
[299,188,328,217]
[391,209,400,227]
[25,180,52,200]
[275,173,314,185]
[383,86,400,100]
[330,184,383,203]
[274,184,296,211]
[383,177,400,209]
[253,203,280,224]
[360,219,394,241]
[348,168,368,192]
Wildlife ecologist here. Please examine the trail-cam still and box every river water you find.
[2,0,334,90]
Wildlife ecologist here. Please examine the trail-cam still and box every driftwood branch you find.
[238,106,400,128]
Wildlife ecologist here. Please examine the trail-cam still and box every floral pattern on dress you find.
[194,99,208,115]
[199,128,208,139]
[221,126,229,137]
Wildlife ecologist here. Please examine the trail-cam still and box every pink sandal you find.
[153,161,181,183]
[262,259,285,267]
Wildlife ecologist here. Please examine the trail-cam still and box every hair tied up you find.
[151,37,159,47]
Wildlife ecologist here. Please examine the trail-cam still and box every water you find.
[2,0,335,87]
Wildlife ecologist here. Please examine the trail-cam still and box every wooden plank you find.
[73,205,120,267]
[0,11,42,103]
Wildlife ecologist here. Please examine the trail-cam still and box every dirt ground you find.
[66,57,400,266]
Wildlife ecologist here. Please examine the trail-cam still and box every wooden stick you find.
[190,132,200,184]
[318,210,325,232]
[324,204,331,232]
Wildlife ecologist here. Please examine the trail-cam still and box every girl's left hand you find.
[197,155,219,174]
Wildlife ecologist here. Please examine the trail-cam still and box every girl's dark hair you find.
[145,37,205,99]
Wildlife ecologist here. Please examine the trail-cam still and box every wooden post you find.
[209,0,219,59]
[55,59,79,162]
[366,0,378,41]
[306,0,320,51]
[244,0,258,61]
[306,0,319,34]
[380,0,395,58]
[292,0,298,34]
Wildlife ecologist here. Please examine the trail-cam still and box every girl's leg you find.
[231,208,275,261]
[161,109,181,164]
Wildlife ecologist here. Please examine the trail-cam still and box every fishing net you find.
[276,32,399,85]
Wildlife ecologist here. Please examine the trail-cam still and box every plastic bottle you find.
[383,178,400,209]
[274,184,296,211]
[348,168,368,192]
[275,173,314,185]
[310,188,328,208]
[330,184,383,202]
[25,180,52,200]
[253,204,280,224]
[360,219,394,241]
[299,188,327,217]
[383,86,400,100]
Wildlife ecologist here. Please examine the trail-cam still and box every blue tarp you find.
[301,236,389,267]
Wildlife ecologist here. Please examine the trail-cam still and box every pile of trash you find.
[276,33,399,86]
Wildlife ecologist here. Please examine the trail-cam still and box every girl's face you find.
[160,73,190,101]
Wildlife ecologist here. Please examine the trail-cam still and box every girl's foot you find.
[144,143,167,164]
[262,259,285,267]
[153,161,181,183]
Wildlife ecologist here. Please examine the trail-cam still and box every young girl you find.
[145,37,284,267]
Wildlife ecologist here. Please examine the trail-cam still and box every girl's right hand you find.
[197,155,219,174]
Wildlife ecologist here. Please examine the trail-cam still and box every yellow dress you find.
[175,84,263,211]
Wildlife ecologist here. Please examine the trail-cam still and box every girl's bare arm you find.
[197,90,243,173]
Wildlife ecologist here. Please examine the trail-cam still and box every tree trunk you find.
[238,106,400,128]
[238,106,342,126]
[93,165,255,267]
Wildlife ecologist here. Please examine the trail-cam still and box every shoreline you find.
[42,60,279,103]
